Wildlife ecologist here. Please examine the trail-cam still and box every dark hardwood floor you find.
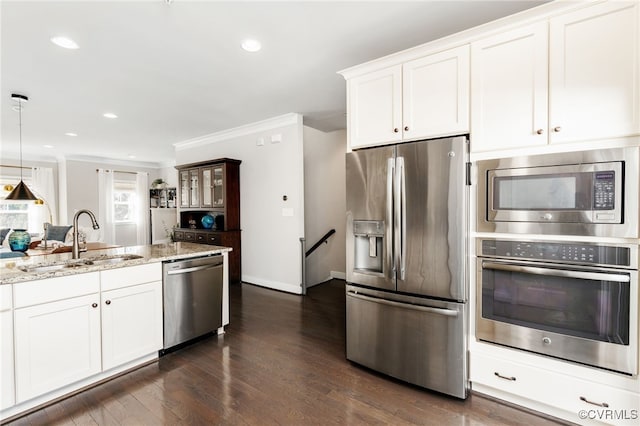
[7,280,564,425]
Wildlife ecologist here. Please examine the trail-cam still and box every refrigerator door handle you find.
[397,156,407,281]
[387,157,395,279]
[347,291,459,317]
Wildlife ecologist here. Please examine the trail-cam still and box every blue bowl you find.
[201,214,214,229]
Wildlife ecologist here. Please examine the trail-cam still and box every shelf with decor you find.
[175,158,241,283]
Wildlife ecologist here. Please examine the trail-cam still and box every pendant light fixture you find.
[6,93,37,201]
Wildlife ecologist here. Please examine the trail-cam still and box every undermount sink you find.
[18,254,144,273]
[18,260,91,273]
[82,254,144,265]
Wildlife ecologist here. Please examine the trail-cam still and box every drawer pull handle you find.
[105,300,111,305]
[494,372,516,381]
[91,303,98,308]
[580,396,609,408]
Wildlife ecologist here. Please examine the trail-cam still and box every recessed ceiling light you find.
[241,39,261,52]
[50,36,79,49]
[43,145,54,149]
[64,132,77,137]
[128,155,136,159]
[103,112,118,119]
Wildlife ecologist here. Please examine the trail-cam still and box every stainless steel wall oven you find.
[476,238,638,375]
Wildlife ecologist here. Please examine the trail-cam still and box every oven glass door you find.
[481,261,630,345]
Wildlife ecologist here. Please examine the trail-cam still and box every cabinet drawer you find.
[471,351,639,424]
[195,232,207,243]
[206,233,222,245]
[100,263,162,291]
[14,272,100,308]
[174,230,185,240]
[183,231,196,242]
[0,285,12,311]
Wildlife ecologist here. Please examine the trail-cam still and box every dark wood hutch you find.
[174,158,241,283]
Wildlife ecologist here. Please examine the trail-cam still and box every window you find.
[0,177,32,231]
[113,180,136,223]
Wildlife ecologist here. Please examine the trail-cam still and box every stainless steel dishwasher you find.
[162,254,223,351]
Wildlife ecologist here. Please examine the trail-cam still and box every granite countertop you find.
[0,242,232,285]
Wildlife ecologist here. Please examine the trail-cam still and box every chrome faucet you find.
[72,209,100,259]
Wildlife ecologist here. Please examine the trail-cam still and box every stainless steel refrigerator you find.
[345,135,469,399]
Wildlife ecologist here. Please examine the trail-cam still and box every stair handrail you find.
[305,229,336,258]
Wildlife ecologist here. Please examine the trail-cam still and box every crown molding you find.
[173,113,302,152]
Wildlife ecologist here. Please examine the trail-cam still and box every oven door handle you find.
[482,262,630,283]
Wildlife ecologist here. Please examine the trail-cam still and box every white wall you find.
[62,159,162,246]
[303,127,347,286]
[175,113,305,294]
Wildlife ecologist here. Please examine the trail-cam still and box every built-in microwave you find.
[477,147,639,238]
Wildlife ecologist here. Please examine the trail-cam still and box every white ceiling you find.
[1,0,547,166]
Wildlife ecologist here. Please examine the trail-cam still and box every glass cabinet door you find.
[201,168,213,207]
[189,169,199,207]
[180,170,189,207]
[213,166,224,207]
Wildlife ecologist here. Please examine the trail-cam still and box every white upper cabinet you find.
[471,1,639,153]
[470,22,549,152]
[403,45,470,140]
[347,45,470,150]
[549,1,640,144]
[349,65,403,149]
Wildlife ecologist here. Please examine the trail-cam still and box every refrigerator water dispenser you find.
[353,220,384,274]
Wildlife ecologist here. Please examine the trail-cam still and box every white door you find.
[14,294,101,402]
[549,1,640,144]
[101,281,162,371]
[403,45,470,140]
[470,22,549,152]
[348,65,402,149]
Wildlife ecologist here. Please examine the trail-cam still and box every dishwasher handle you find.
[166,263,222,275]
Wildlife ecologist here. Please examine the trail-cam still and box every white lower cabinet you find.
[13,293,102,403]
[0,284,14,410]
[471,350,639,425]
[101,281,162,370]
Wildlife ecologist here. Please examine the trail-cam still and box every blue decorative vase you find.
[8,229,31,252]
[201,214,214,229]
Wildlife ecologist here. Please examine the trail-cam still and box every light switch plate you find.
[256,137,265,146]
[282,208,293,217]
[271,134,282,144]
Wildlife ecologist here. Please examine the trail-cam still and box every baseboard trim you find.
[330,271,346,280]
[242,275,302,295]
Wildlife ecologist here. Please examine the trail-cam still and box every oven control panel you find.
[480,240,630,267]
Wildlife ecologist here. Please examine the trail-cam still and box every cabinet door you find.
[348,65,402,149]
[14,294,101,402]
[470,22,549,152]
[189,169,200,207]
[201,167,213,207]
[549,1,640,144]
[179,170,189,208]
[212,165,225,208]
[0,309,14,410]
[403,45,470,140]
[101,282,162,371]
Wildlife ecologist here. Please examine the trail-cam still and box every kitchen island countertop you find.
[0,242,231,285]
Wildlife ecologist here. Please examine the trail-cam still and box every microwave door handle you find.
[387,157,395,280]
[483,262,630,283]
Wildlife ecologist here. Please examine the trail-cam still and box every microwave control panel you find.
[480,240,630,267]
[593,171,615,210]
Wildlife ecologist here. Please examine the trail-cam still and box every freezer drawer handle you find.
[482,262,630,283]
[347,291,458,317]
[166,263,222,275]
